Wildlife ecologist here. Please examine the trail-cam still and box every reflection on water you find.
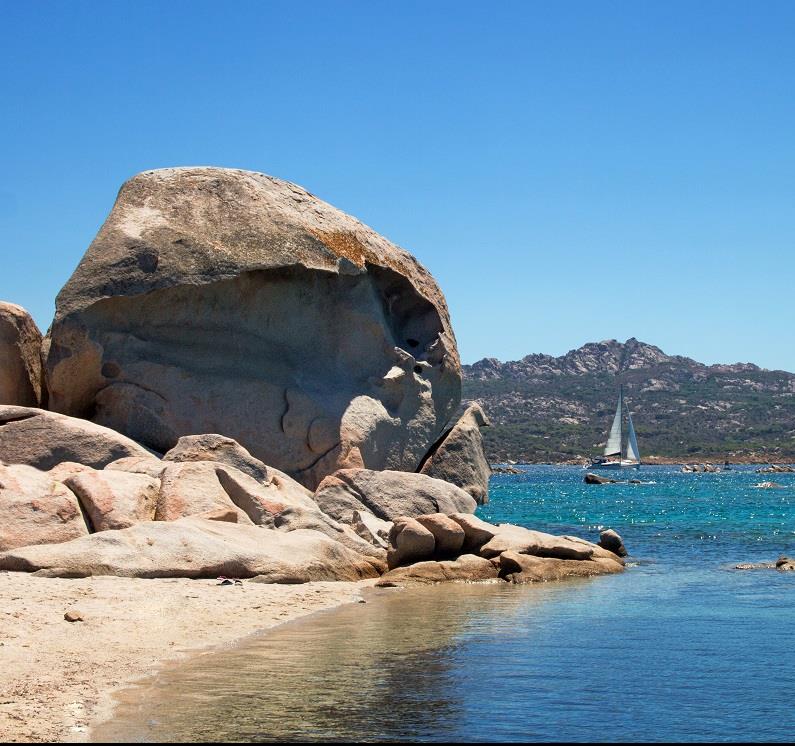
[95,467,795,743]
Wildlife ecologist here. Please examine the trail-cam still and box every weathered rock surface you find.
[0,302,43,407]
[448,512,499,551]
[351,509,392,549]
[0,406,152,470]
[478,524,607,561]
[44,167,461,489]
[313,468,476,523]
[105,455,166,479]
[415,513,465,557]
[418,403,491,504]
[0,517,383,581]
[497,550,624,583]
[63,468,159,531]
[156,462,252,524]
[0,463,88,551]
[598,528,628,557]
[163,434,271,483]
[271,506,387,564]
[387,517,436,568]
[377,554,499,584]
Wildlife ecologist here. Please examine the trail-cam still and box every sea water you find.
[94,466,795,742]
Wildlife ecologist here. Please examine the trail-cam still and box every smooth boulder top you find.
[0,406,153,470]
[45,168,462,488]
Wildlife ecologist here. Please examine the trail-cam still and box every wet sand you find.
[0,572,374,742]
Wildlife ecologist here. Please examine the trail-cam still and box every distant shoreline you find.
[492,455,795,467]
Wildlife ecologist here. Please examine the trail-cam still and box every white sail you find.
[603,389,623,457]
[626,410,640,463]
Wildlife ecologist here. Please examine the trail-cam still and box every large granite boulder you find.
[0,406,152,470]
[419,403,491,504]
[0,302,43,407]
[44,168,461,489]
[0,517,383,581]
[0,463,88,551]
[313,468,477,523]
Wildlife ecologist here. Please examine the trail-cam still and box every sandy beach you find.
[0,572,375,743]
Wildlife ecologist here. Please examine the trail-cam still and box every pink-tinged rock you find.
[155,462,252,524]
[377,554,499,585]
[64,468,159,531]
[497,550,624,583]
[415,513,465,557]
[448,512,499,551]
[0,463,88,551]
[478,524,598,561]
[104,455,166,479]
[387,517,436,569]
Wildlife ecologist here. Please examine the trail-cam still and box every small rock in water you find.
[599,529,627,557]
[64,610,84,623]
[584,473,616,485]
[776,556,795,572]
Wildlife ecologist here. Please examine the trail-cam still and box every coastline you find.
[495,456,794,467]
[0,572,376,743]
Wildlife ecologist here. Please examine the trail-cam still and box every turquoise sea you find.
[95,466,795,743]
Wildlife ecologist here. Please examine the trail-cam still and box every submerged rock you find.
[418,403,492,504]
[0,302,43,407]
[0,405,152,470]
[44,167,461,489]
[0,517,383,581]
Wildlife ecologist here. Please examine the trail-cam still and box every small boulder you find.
[415,513,465,557]
[584,473,616,485]
[64,610,84,623]
[377,554,499,585]
[387,517,436,569]
[0,302,43,407]
[0,463,89,551]
[63,468,159,531]
[598,528,627,558]
[418,403,492,504]
[0,406,152,470]
[448,512,499,551]
[313,468,476,523]
[163,434,271,484]
[156,462,251,524]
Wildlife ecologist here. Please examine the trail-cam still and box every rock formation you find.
[418,402,491,504]
[0,302,43,407]
[43,168,461,489]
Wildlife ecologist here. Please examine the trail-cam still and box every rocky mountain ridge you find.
[462,339,795,462]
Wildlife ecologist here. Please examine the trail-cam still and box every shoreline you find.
[0,572,376,743]
[493,457,794,467]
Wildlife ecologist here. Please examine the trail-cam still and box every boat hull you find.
[588,460,641,470]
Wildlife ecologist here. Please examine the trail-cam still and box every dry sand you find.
[0,571,375,742]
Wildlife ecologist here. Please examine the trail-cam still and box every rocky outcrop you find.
[313,468,477,523]
[0,517,383,581]
[377,554,499,585]
[756,464,794,473]
[0,406,152,470]
[418,403,491,504]
[44,168,461,489]
[497,550,624,583]
[0,302,43,407]
[63,468,159,531]
[478,524,611,561]
[584,472,616,484]
[0,463,88,551]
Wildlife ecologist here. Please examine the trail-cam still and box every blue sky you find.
[2,1,794,370]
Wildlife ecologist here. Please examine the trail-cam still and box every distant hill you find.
[462,339,795,463]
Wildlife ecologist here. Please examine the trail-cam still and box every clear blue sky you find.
[2,1,794,370]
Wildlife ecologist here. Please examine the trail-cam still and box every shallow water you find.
[95,466,795,742]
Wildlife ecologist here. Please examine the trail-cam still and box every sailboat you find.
[588,387,641,470]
